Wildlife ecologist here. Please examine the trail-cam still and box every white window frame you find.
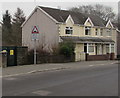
[85,27,91,35]
[111,44,114,53]
[106,44,110,53]
[95,28,99,36]
[100,28,103,36]
[65,27,73,35]
[87,43,95,53]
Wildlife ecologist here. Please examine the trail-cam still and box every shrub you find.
[59,41,75,57]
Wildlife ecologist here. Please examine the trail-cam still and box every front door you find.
[95,44,98,55]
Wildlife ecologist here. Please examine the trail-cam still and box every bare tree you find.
[69,4,116,22]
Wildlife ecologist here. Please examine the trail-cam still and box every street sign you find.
[32,33,39,40]
[32,26,39,40]
[32,26,39,34]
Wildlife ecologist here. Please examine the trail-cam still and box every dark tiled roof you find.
[60,36,115,43]
[112,23,118,28]
[39,6,106,27]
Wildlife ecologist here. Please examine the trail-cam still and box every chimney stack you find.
[57,6,61,10]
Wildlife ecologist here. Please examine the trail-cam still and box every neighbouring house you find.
[0,26,1,46]
[117,30,120,58]
[117,1,120,58]
[21,6,118,61]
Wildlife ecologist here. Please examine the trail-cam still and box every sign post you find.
[34,39,37,65]
[32,26,39,65]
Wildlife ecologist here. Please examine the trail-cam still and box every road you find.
[2,61,118,96]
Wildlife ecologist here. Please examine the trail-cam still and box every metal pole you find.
[34,39,37,65]
[34,0,37,65]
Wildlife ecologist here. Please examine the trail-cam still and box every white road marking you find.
[98,64,105,65]
[32,90,51,96]
[5,77,17,80]
[27,70,37,74]
[89,65,94,67]
[48,64,63,66]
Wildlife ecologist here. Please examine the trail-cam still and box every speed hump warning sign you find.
[32,26,39,40]
[32,26,39,34]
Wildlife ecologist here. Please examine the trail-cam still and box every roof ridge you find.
[39,6,68,12]
[39,6,87,15]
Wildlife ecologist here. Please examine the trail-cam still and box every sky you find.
[0,0,120,21]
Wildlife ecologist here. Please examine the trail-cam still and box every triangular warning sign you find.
[32,26,39,34]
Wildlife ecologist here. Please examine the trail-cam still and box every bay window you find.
[111,44,114,53]
[106,44,109,53]
[88,43,94,52]
[84,43,94,53]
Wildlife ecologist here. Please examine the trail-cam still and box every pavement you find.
[2,60,118,77]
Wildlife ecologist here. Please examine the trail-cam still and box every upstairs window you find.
[65,27,73,34]
[106,28,112,36]
[100,28,103,36]
[85,27,91,35]
[95,28,99,36]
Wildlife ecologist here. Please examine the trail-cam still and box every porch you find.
[60,36,116,61]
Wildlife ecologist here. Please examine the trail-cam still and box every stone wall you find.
[27,51,75,64]
[37,54,75,64]
[16,47,28,65]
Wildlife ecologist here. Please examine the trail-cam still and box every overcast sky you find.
[0,0,120,21]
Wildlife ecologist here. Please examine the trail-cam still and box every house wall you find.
[60,18,116,39]
[59,17,117,61]
[74,43,85,61]
[111,29,117,57]
[22,8,59,51]
[85,20,92,26]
